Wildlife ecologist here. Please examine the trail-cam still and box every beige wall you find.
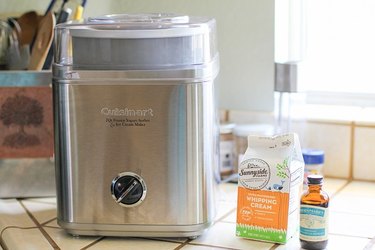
[0,0,276,112]
[0,0,111,18]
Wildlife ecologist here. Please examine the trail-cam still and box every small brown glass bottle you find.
[300,175,329,250]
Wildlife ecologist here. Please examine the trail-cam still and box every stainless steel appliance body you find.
[53,14,219,237]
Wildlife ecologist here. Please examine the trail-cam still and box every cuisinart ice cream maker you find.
[53,14,219,237]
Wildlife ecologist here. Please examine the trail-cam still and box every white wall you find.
[0,0,111,19]
[0,0,275,112]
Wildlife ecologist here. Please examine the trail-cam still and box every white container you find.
[233,124,274,174]
[219,123,235,178]
[302,149,324,189]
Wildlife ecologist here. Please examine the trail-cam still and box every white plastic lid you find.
[220,123,236,134]
[69,14,210,39]
[233,124,275,137]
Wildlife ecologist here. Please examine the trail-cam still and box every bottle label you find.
[300,205,329,241]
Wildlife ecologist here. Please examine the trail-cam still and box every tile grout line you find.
[23,199,57,206]
[292,118,375,128]
[268,244,279,250]
[173,238,193,250]
[305,120,352,126]
[41,217,57,226]
[353,123,375,129]
[345,178,375,183]
[349,121,355,180]
[81,236,188,250]
[0,225,39,250]
[0,240,6,250]
[223,110,230,122]
[328,210,375,217]
[364,235,375,250]
[138,237,189,245]
[17,199,61,250]
[187,241,242,250]
[215,207,237,224]
[329,232,374,240]
[219,220,236,225]
[79,236,105,250]
[329,179,352,199]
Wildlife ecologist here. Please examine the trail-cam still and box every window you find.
[299,0,375,96]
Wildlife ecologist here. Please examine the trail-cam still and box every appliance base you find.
[58,220,212,238]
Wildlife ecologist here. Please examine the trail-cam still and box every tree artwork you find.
[276,158,290,179]
[0,94,44,148]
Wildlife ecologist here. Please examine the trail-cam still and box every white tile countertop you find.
[0,178,375,250]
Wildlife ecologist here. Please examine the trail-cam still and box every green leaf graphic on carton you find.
[236,224,287,243]
[276,159,290,179]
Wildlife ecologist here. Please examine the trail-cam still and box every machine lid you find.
[65,13,213,39]
[54,13,218,71]
[89,13,190,23]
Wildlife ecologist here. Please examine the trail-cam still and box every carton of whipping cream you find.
[236,133,304,244]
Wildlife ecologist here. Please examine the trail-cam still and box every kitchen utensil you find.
[0,20,11,69]
[16,11,39,46]
[28,12,55,70]
[73,0,87,20]
[5,18,29,70]
[56,0,69,19]
[45,0,57,16]
[43,7,71,70]
[53,13,219,237]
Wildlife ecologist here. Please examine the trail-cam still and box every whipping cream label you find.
[300,205,329,241]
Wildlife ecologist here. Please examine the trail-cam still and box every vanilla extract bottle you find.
[300,175,329,250]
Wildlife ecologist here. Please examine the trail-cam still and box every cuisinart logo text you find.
[100,107,154,117]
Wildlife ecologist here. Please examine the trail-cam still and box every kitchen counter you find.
[0,178,375,250]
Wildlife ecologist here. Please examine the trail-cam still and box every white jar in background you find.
[302,148,325,189]
[219,123,236,178]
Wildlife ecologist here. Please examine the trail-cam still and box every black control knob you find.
[111,173,147,207]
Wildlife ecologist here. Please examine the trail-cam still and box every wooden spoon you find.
[28,12,55,70]
[16,11,39,46]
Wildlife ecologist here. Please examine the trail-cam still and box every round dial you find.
[111,172,147,207]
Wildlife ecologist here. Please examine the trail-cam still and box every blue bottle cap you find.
[302,148,324,165]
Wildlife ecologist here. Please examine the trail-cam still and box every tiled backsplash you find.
[224,109,375,181]
[291,120,352,179]
[353,125,375,180]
